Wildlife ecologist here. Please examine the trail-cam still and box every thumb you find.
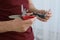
[30,17,37,22]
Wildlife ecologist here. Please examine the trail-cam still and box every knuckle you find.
[21,27,28,32]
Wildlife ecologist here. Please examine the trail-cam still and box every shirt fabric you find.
[0,0,34,40]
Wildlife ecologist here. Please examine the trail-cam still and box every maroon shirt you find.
[0,0,34,40]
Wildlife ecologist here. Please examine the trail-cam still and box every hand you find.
[11,17,36,32]
[37,9,52,22]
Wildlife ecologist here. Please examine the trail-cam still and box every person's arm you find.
[0,20,14,33]
[28,0,51,22]
[0,17,36,33]
[28,0,38,12]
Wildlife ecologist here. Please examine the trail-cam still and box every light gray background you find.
[31,0,60,40]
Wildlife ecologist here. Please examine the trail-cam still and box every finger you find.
[47,9,52,14]
[26,13,33,16]
[30,17,37,22]
[45,10,52,17]
[23,19,32,24]
[39,18,47,22]
[37,17,47,22]
[23,17,37,26]
[46,13,52,17]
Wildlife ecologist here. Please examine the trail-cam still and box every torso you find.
[0,0,34,40]
[0,0,29,21]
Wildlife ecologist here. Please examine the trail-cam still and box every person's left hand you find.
[25,9,52,22]
[37,9,52,22]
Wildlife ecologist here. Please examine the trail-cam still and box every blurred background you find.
[31,0,60,40]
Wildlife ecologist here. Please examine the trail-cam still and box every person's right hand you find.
[11,17,36,32]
